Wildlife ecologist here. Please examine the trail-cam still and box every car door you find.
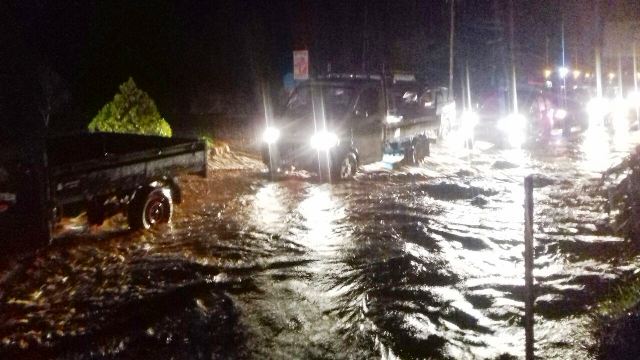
[351,86,384,164]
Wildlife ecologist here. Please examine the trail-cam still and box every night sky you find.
[1,0,638,137]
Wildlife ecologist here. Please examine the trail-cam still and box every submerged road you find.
[1,124,639,359]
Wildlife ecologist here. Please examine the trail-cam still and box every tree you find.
[88,77,172,137]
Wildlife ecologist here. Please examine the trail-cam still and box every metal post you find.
[524,175,535,360]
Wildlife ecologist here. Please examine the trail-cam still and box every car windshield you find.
[286,85,354,119]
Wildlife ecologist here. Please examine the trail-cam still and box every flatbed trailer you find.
[0,133,207,244]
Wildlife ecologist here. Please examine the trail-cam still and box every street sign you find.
[293,50,309,80]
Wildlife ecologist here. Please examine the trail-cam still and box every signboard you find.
[293,50,309,80]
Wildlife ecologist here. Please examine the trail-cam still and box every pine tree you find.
[88,78,172,137]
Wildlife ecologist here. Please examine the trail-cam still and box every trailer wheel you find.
[128,187,173,230]
[331,152,357,182]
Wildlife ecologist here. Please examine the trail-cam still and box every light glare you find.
[262,127,280,144]
[310,131,339,150]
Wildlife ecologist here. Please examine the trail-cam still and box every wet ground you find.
[1,123,640,359]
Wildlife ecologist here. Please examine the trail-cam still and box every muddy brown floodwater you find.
[1,124,640,359]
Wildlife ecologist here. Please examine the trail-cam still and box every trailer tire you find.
[128,187,173,230]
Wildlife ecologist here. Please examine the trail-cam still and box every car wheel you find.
[413,136,430,162]
[128,187,173,230]
[331,152,357,182]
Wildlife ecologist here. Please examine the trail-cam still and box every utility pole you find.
[448,0,455,101]
[545,36,550,68]
[361,3,369,73]
[595,0,603,98]
[508,0,517,113]
[466,61,472,110]
[634,43,638,94]
[618,51,624,97]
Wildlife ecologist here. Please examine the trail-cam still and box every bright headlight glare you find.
[310,131,338,150]
[628,91,640,106]
[262,127,280,144]
[554,109,567,120]
[497,113,526,147]
[586,97,610,127]
[461,111,479,128]
[497,113,525,132]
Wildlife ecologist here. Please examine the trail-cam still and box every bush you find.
[602,145,640,242]
[88,77,172,137]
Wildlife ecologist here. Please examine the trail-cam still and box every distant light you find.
[585,73,592,79]
[545,80,553,88]
[386,114,403,124]
[572,70,581,79]
[558,67,570,79]
[554,108,567,120]
[543,69,552,79]
[608,72,616,80]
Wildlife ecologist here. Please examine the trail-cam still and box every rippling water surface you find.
[1,125,639,359]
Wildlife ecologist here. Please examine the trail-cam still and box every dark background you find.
[1,0,638,138]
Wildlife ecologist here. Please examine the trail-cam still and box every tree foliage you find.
[88,78,172,137]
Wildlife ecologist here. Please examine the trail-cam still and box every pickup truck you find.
[261,73,455,181]
[0,133,207,245]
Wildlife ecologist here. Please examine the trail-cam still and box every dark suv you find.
[261,74,452,181]
[262,76,386,181]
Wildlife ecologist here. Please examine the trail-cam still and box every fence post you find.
[524,175,535,360]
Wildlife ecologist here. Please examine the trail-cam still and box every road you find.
[1,123,639,359]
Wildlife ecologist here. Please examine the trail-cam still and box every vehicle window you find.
[356,88,380,115]
[286,85,354,118]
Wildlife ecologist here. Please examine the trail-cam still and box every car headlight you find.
[554,109,567,120]
[262,127,280,144]
[310,131,339,150]
[586,97,610,121]
[497,113,525,132]
[497,113,526,147]
[461,111,479,128]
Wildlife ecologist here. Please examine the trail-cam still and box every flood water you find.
[1,124,640,359]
